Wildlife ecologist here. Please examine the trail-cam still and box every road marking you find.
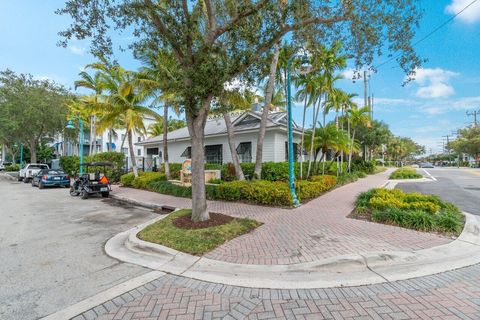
[422,169,437,181]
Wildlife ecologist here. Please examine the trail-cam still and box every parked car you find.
[18,163,49,183]
[419,162,434,168]
[31,169,70,189]
[0,161,12,171]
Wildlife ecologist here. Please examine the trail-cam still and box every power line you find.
[376,0,479,70]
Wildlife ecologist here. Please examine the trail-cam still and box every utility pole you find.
[466,110,480,126]
[443,134,452,166]
[364,70,368,110]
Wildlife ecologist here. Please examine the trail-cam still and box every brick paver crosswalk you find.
[76,263,480,320]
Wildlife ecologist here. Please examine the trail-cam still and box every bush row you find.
[389,167,422,180]
[160,160,369,182]
[121,172,338,207]
[355,188,463,234]
[5,164,20,171]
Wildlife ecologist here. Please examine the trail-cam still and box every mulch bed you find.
[173,212,235,230]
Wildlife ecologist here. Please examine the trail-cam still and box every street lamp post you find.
[286,50,311,207]
[66,117,84,175]
[19,143,23,165]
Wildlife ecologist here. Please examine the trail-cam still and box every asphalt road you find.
[0,174,157,320]
[397,167,480,215]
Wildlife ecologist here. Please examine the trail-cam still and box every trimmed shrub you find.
[132,172,167,189]
[352,159,376,174]
[5,164,20,171]
[60,156,80,176]
[357,188,463,234]
[389,168,422,179]
[296,175,337,202]
[120,173,135,187]
[149,181,193,198]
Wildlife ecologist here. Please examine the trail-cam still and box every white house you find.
[137,111,303,166]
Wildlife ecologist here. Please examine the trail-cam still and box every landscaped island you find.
[137,209,261,255]
[389,167,423,180]
[353,188,464,235]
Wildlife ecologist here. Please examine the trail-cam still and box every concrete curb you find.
[105,210,480,289]
[110,191,164,210]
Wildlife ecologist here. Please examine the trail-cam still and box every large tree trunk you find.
[163,104,170,180]
[127,129,138,177]
[223,112,245,180]
[186,96,212,222]
[27,141,37,163]
[254,42,280,179]
[299,97,308,180]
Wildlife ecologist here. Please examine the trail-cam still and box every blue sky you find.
[1,0,480,153]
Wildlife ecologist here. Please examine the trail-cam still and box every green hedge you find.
[389,168,422,180]
[122,171,339,207]
[160,161,368,182]
[352,159,376,174]
[355,188,463,234]
[5,164,20,171]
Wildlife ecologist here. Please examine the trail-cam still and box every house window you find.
[205,144,223,164]
[181,146,192,158]
[146,148,159,156]
[285,142,300,162]
[137,149,141,156]
[121,147,128,154]
[138,137,142,143]
[236,142,252,163]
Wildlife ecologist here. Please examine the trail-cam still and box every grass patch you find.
[389,167,423,179]
[353,188,464,236]
[137,209,261,255]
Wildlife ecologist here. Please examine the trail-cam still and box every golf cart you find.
[70,162,112,199]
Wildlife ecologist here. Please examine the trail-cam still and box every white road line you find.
[422,169,437,181]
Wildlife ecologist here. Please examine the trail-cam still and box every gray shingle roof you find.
[138,111,301,146]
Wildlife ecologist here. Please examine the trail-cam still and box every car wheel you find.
[23,178,30,183]
[81,190,89,200]
[38,181,44,189]
[18,176,23,182]
[101,192,109,198]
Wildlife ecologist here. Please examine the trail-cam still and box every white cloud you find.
[416,82,455,99]
[69,45,85,55]
[446,0,480,24]
[409,68,458,99]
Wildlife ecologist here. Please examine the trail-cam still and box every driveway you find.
[0,175,156,320]
[397,167,480,215]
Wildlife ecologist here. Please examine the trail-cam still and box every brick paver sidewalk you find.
[76,263,480,320]
[112,170,450,265]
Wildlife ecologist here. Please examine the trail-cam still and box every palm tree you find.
[345,106,371,172]
[294,73,317,179]
[74,70,105,155]
[98,69,161,177]
[136,51,182,180]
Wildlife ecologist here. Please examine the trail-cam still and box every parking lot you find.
[0,175,156,320]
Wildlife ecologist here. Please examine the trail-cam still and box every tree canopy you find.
[0,70,70,163]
